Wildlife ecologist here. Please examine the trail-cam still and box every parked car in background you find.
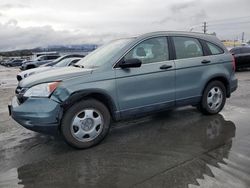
[230,46,250,70]
[20,55,60,70]
[9,31,237,149]
[4,59,25,67]
[17,57,82,81]
[41,54,85,67]
[0,60,7,65]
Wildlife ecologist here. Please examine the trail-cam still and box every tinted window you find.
[14,60,22,62]
[241,48,250,54]
[47,56,58,60]
[124,37,169,64]
[230,48,240,54]
[173,37,203,59]
[70,59,80,65]
[207,42,224,55]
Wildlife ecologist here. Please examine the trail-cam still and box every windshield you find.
[52,56,65,63]
[35,56,44,61]
[54,58,72,67]
[54,58,80,67]
[76,38,132,68]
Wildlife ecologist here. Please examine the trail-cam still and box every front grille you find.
[16,75,22,81]
[15,86,28,104]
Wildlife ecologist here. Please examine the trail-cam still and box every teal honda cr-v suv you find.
[9,31,238,149]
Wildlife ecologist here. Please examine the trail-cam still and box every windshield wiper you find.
[73,64,84,68]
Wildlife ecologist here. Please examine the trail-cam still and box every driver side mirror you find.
[119,58,142,68]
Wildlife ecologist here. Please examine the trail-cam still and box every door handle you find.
[201,59,211,64]
[160,65,172,70]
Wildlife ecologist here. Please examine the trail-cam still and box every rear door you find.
[172,36,208,105]
[115,36,175,117]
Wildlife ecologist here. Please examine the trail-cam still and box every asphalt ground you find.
[0,66,250,188]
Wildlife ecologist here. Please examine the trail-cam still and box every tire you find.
[61,99,111,149]
[198,81,226,115]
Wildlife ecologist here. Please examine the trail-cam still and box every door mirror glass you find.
[119,58,142,68]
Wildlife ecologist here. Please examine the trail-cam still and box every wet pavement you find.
[0,66,250,188]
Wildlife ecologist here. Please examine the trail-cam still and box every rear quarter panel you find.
[175,53,233,101]
[199,53,234,95]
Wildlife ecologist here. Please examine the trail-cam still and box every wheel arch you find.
[61,89,118,121]
[202,76,230,98]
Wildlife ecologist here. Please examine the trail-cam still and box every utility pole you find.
[202,22,207,34]
[242,32,245,43]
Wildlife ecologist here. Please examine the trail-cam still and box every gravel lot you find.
[0,65,250,188]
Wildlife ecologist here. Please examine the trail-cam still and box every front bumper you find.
[9,96,62,135]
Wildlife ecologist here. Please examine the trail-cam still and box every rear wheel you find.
[61,99,111,149]
[198,81,226,115]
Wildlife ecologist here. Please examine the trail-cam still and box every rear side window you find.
[207,42,224,55]
[230,48,240,54]
[47,56,57,60]
[173,37,203,59]
[241,48,250,54]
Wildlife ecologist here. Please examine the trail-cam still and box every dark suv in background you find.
[230,46,250,70]
[20,55,60,70]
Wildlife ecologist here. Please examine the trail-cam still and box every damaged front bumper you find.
[8,96,62,134]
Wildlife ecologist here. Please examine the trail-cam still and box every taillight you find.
[232,54,236,71]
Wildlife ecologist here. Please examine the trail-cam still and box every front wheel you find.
[61,99,111,149]
[198,81,226,115]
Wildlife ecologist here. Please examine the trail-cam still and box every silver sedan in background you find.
[17,57,82,81]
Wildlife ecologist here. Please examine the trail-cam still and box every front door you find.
[115,36,175,118]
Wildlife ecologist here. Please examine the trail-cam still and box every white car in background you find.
[17,57,82,82]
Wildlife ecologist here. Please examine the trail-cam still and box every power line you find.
[208,21,250,27]
[190,16,250,30]
[206,16,250,24]
[190,20,250,33]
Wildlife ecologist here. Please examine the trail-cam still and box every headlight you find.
[24,82,60,97]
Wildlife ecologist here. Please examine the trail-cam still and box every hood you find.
[19,66,93,88]
[18,67,52,77]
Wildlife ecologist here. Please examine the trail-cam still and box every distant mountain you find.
[47,44,98,52]
[0,44,98,57]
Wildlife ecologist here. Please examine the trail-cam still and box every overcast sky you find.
[0,0,249,51]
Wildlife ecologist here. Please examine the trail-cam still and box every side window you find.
[124,37,169,64]
[207,42,223,55]
[230,48,240,54]
[47,56,56,60]
[241,48,250,54]
[70,59,80,65]
[173,37,203,59]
